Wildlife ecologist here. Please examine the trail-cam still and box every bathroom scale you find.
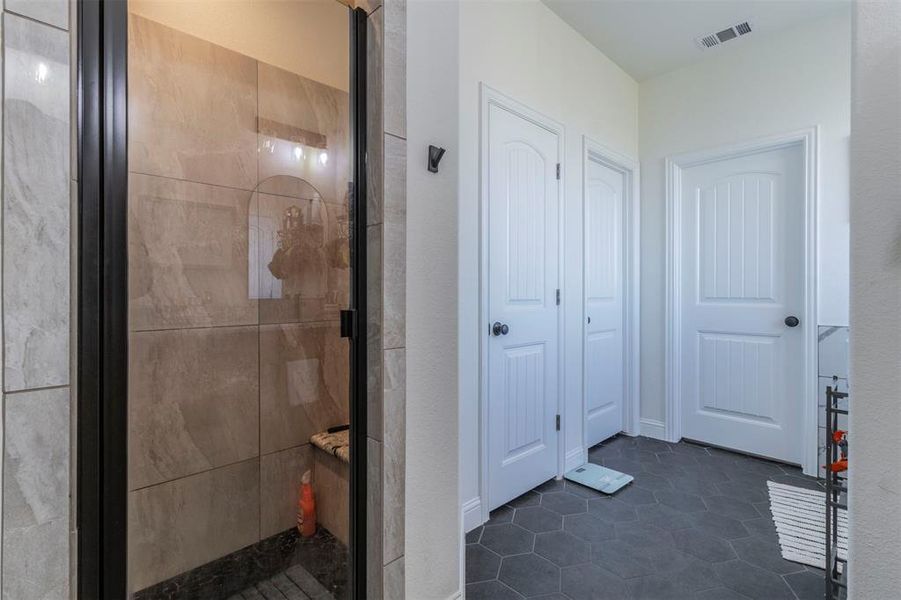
[564,463,633,494]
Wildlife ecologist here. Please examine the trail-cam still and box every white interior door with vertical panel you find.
[487,102,560,511]
[680,144,805,463]
[584,157,625,447]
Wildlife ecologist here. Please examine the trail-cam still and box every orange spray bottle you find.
[297,470,317,537]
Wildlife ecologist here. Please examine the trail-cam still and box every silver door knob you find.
[492,322,509,336]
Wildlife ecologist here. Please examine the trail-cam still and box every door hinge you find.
[556,289,560,305]
[340,309,357,339]
[556,414,561,431]
[556,163,561,180]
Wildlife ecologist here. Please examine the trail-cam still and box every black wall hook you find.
[428,145,446,173]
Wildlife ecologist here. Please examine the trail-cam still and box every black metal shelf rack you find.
[825,386,848,600]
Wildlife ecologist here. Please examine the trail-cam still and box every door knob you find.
[784,316,800,328]
[492,321,509,336]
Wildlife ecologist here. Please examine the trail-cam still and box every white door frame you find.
[478,83,565,523]
[665,127,819,476]
[582,136,641,450]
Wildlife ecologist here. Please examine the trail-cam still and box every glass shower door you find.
[124,2,356,597]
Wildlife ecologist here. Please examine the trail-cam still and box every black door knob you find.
[492,322,509,336]
[784,316,800,328]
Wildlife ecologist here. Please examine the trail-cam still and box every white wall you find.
[848,1,901,596]
[638,11,851,424]
[406,1,461,598]
[458,0,639,528]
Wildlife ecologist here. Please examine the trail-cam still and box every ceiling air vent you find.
[696,21,753,50]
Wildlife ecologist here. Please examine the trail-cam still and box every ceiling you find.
[541,0,851,81]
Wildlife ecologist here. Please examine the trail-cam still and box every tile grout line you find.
[3,9,69,34]
[3,383,69,396]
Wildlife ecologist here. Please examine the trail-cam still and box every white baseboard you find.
[462,497,483,533]
[565,446,586,472]
[640,418,667,441]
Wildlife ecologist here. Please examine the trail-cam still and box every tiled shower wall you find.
[818,325,850,475]
[363,0,407,597]
[1,0,73,597]
[126,14,352,591]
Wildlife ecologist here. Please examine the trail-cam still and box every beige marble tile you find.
[259,322,349,454]
[367,437,384,599]
[3,13,70,391]
[366,7,384,226]
[260,445,314,539]
[128,15,258,190]
[254,192,350,325]
[258,63,350,206]
[382,348,405,563]
[312,449,349,545]
[128,459,260,592]
[367,223,384,441]
[128,326,259,490]
[384,556,404,600]
[382,135,406,350]
[129,173,258,330]
[383,0,406,139]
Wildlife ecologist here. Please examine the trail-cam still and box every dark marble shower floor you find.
[134,528,347,600]
[465,435,827,600]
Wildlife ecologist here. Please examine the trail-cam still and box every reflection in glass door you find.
[123,2,358,597]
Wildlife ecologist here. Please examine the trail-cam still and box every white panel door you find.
[584,159,624,447]
[681,144,805,463]
[487,104,559,510]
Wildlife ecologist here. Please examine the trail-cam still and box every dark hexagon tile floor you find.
[465,435,826,599]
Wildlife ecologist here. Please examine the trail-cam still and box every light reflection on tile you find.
[254,192,350,325]
[3,13,70,391]
[258,62,350,206]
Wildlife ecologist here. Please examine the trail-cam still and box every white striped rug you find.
[767,481,847,570]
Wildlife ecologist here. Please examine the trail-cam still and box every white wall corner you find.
[462,497,483,533]
[640,418,667,441]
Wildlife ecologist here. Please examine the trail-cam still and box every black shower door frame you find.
[76,1,369,597]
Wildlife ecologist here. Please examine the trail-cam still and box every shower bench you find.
[310,428,350,546]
